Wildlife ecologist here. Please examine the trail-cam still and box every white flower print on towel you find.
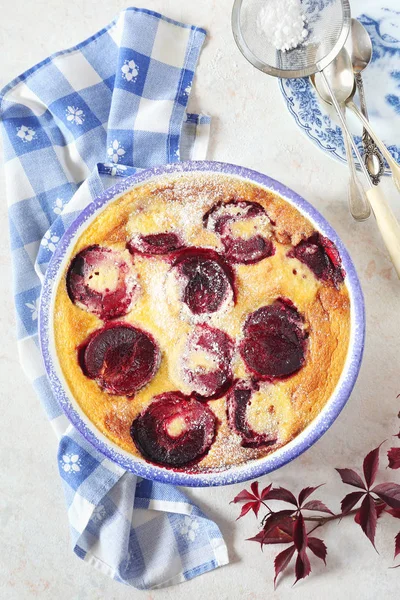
[16,125,36,142]
[107,140,126,164]
[180,516,199,542]
[41,230,60,253]
[104,162,128,176]
[121,59,139,82]
[25,298,40,321]
[92,504,106,522]
[53,198,64,215]
[66,106,85,125]
[60,454,81,473]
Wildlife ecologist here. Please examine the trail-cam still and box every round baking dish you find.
[39,160,365,487]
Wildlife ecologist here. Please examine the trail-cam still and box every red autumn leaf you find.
[302,500,333,515]
[258,527,293,546]
[274,545,296,588]
[336,468,366,490]
[262,510,296,538]
[353,503,384,522]
[387,508,400,519]
[266,487,298,506]
[363,444,382,489]
[298,485,323,507]
[232,482,272,504]
[355,494,378,548]
[394,431,400,439]
[260,484,273,500]
[259,516,294,545]
[340,491,365,515]
[293,514,307,552]
[250,481,260,497]
[247,530,266,545]
[237,501,257,520]
[376,501,387,519]
[395,532,400,559]
[388,447,400,470]
[294,550,311,585]
[307,537,327,564]
[232,489,257,503]
[373,482,400,509]
[232,482,272,518]
[248,515,294,546]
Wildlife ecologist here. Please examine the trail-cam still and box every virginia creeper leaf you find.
[373,482,400,509]
[388,447,400,470]
[356,494,378,548]
[340,491,365,515]
[293,514,307,552]
[336,468,366,490]
[363,444,382,488]
[395,532,400,560]
[266,487,298,506]
[307,537,327,564]
[274,545,295,588]
[298,485,323,507]
[294,550,311,585]
[302,500,333,515]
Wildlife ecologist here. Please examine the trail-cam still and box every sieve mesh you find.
[232,0,351,78]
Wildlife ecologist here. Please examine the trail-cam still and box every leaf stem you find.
[261,500,273,513]
[304,508,358,526]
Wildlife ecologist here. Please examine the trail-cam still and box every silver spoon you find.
[314,49,400,278]
[315,47,400,193]
[346,18,385,184]
[311,70,370,221]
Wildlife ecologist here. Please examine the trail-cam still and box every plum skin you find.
[130,392,217,467]
[239,298,308,381]
[78,322,160,396]
[171,247,236,315]
[67,245,138,320]
[181,324,235,400]
[203,199,275,265]
[227,380,277,448]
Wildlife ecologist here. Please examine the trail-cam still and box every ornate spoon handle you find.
[347,99,400,193]
[355,73,385,185]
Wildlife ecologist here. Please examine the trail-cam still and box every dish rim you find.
[39,160,365,487]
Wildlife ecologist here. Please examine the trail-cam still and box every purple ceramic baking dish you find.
[39,160,365,487]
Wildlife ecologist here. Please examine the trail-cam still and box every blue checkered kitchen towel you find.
[0,7,228,589]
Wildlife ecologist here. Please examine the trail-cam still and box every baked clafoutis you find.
[54,173,350,473]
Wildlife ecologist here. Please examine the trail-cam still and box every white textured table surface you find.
[1,1,400,599]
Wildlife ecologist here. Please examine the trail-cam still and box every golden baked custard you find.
[54,173,350,473]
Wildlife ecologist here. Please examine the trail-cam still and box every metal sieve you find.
[232,0,351,79]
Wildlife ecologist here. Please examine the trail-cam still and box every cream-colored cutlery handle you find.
[348,101,400,192]
[366,186,400,278]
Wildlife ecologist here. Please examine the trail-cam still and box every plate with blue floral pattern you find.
[279,1,400,172]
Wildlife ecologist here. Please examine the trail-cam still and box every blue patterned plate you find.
[280,1,400,171]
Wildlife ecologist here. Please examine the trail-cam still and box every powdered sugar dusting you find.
[54,169,352,477]
[257,0,308,52]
